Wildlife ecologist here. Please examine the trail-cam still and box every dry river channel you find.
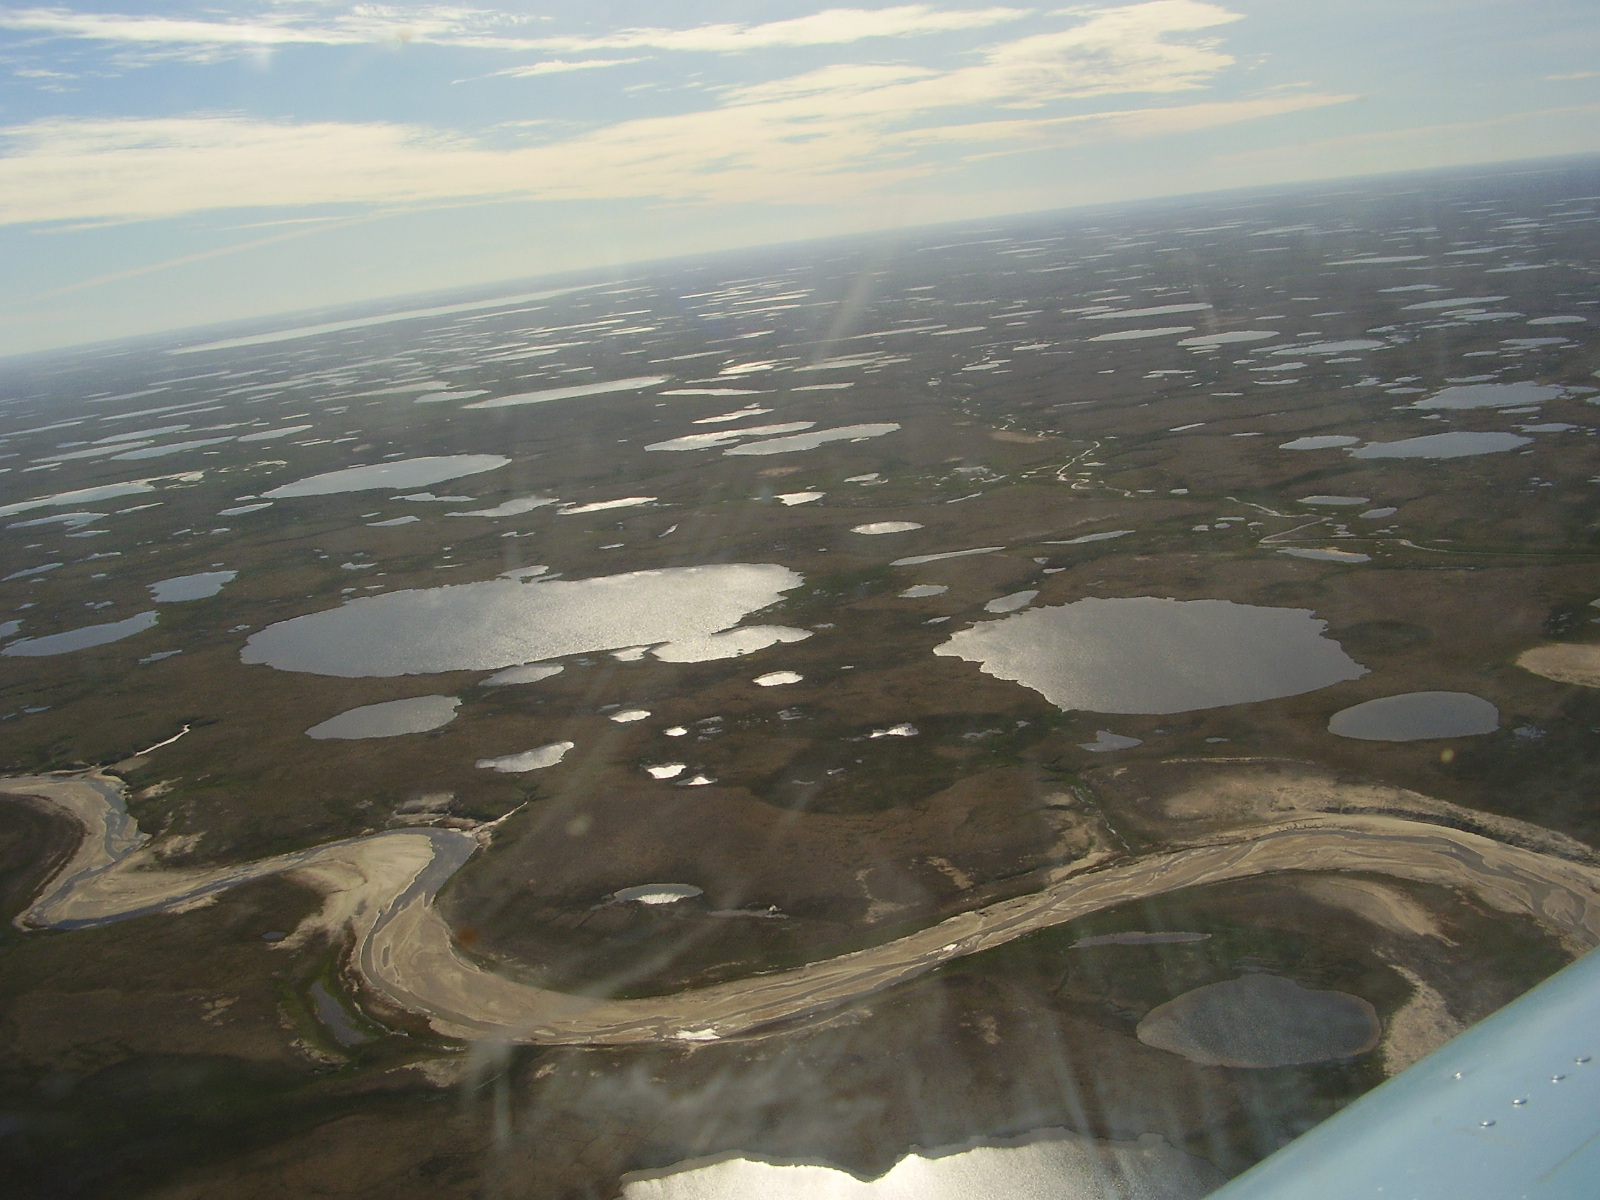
[8,771,1600,1045]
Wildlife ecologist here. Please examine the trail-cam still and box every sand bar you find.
[8,772,1600,1046]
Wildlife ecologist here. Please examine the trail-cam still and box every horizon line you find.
[5,148,1598,366]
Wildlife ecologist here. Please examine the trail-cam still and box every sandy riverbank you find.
[8,771,1599,1046]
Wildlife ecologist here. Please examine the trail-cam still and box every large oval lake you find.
[934,597,1365,714]
[241,564,803,677]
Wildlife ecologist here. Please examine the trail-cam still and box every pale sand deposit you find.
[1516,643,1600,688]
[8,769,1600,1045]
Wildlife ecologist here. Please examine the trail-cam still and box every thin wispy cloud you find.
[0,4,1028,56]
[488,58,645,80]
[0,5,414,46]
[0,2,1349,227]
[525,6,1031,54]
[727,0,1242,112]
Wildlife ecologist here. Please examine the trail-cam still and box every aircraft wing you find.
[1210,948,1600,1199]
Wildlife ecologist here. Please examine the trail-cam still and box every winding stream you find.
[6,772,1600,1045]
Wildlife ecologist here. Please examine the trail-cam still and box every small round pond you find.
[1136,974,1381,1068]
[1328,691,1499,741]
[305,695,461,739]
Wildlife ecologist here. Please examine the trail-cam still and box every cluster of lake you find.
[1282,429,1535,461]
[2,163,1598,1200]
[231,566,1437,750]
[2,567,238,657]
[243,573,1519,754]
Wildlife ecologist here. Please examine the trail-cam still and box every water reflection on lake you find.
[1046,530,1134,546]
[450,495,557,518]
[481,663,563,686]
[1328,691,1499,741]
[264,455,509,498]
[653,625,811,663]
[304,695,461,740]
[935,598,1365,714]
[984,590,1038,614]
[1135,974,1381,1068]
[1,610,158,657]
[1280,435,1361,450]
[558,496,656,515]
[754,670,804,686]
[620,1128,1224,1200]
[647,423,813,452]
[148,570,236,602]
[1277,547,1371,563]
[0,480,153,520]
[851,522,924,535]
[1410,381,1564,409]
[462,375,669,409]
[723,424,900,456]
[614,883,704,905]
[243,564,803,677]
[1079,729,1143,752]
[477,741,573,772]
[891,546,1003,567]
[1349,432,1530,459]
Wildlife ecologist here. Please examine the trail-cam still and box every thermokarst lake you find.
[933,597,1367,714]
[2,159,1599,1200]
[239,564,805,676]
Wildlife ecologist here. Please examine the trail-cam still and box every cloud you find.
[726,0,1241,115]
[525,6,1031,54]
[0,4,1028,56]
[0,6,398,47]
[0,4,495,65]
[0,2,1301,224]
[489,58,645,79]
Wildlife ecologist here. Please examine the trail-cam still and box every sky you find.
[0,0,1596,357]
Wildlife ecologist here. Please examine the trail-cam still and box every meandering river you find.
[7,771,1599,1045]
